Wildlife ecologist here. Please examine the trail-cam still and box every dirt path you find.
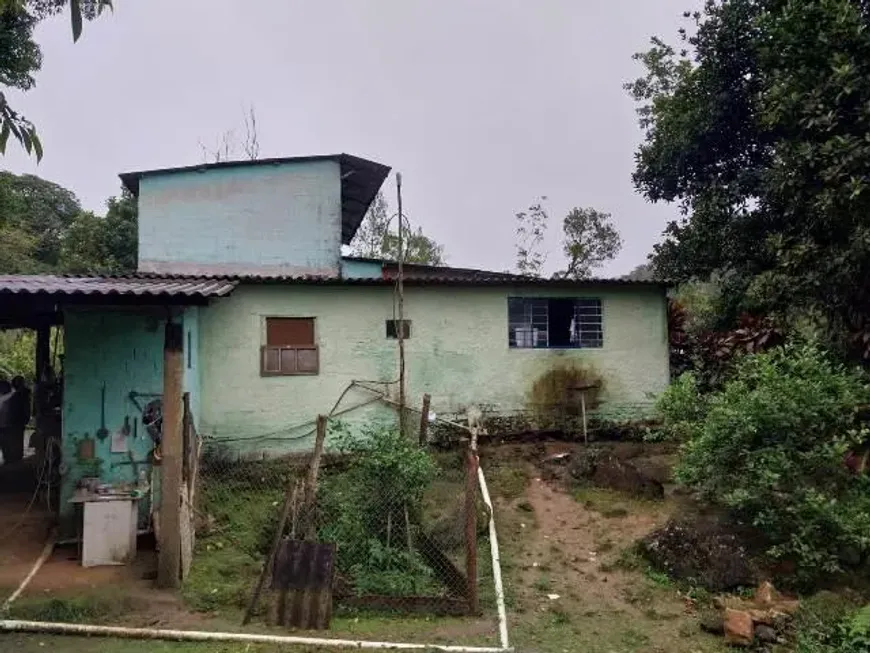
[489,456,726,653]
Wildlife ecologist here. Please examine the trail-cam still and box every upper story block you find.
[121,154,390,277]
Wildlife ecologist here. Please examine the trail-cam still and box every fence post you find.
[418,394,431,447]
[157,320,184,589]
[465,447,479,615]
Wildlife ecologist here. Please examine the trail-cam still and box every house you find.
[0,152,668,537]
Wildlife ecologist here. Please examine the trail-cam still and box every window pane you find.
[508,298,548,348]
[279,348,298,373]
[263,347,280,373]
[267,318,315,346]
[572,299,603,348]
[297,348,319,373]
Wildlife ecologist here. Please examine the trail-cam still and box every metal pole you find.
[396,172,406,437]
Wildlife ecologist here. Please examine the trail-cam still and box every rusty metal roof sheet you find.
[0,275,237,298]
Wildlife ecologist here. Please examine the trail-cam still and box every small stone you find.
[755,624,777,643]
[724,609,754,647]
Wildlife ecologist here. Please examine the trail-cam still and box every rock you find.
[699,609,725,634]
[756,580,777,605]
[754,624,777,643]
[639,515,756,592]
[724,609,754,647]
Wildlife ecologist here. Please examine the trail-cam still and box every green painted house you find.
[0,153,668,530]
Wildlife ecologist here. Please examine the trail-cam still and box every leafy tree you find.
[0,0,110,160]
[60,189,137,274]
[627,0,870,357]
[0,170,81,269]
[557,207,622,279]
[623,262,655,281]
[514,198,548,277]
[661,344,870,587]
[350,191,445,265]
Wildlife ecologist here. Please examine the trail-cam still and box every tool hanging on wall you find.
[96,383,109,441]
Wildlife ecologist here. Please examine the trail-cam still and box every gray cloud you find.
[3,0,692,276]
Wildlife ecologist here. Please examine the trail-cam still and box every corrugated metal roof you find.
[0,275,237,298]
[130,271,665,288]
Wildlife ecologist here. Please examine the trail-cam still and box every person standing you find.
[6,377,31,464]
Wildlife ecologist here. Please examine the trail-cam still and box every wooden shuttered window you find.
[261,317,319,376]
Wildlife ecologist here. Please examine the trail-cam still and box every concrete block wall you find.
[197,283,669,452]
[137,159,343,277]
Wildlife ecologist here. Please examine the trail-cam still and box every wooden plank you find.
[419,393,431,446]
[465,450,479,615]
[414,531,469,599]
[271,539,335,630]
[179,487,193,580]
[157,321,184,589]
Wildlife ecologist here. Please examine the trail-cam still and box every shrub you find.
[664,343,870,587]
[317,423,440,596]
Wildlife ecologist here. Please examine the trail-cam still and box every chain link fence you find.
[191,420,486,625]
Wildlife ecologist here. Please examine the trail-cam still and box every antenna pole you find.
[396,172,406,437]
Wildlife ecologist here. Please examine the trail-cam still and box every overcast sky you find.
[3,0,692,276]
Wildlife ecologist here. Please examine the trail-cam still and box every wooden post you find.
[465,449,479,615]
[157,320,184,589]
[418,393,431,447]
[299,415,327,540]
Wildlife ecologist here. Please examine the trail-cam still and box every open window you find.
[385,319,411,339]
[261,317,319,376]
[508,297,603,349]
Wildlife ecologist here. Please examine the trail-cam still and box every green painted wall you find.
[61,308,201,530]
[198,284,669,451]
[61,310,165,528]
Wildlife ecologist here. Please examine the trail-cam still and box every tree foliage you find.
[557,207,622,279]
[60,189,137,273]
[514,198,548,277]
[661,344,870,587]
[350,191,445,265]
[0,171,136,274]
[514,198,621,278]
[628,0,870,358]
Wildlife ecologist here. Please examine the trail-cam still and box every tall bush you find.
[660,344,870,586]
[317,423,439,596]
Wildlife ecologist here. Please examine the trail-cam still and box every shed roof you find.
[119,153,391,245]
[0,275,237,299]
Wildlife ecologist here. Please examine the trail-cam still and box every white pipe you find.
[1,531,56,613]
[0,620,510,652]
[477,462,509,651]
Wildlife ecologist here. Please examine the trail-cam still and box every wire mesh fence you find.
[192,420,486,626]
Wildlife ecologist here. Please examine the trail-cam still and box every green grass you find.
[572,486,658,516]
[486,463,528,500]
[6,590,137,624]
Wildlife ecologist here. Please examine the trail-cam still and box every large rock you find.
[724,609,754,647]
[639,515,756,592]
